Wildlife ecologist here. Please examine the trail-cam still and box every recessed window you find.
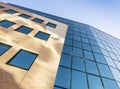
[7,50,37,70]
[35,31,50,41]
[46,22,57,28]
[0,6,4,9]
[33,18,44,23]
[5,9,17,14]
[16,26,33,34]
[19,14,31,19]
[0,20,15,28]
[0,43,11,56]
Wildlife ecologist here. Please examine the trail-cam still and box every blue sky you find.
[1,0,120,38]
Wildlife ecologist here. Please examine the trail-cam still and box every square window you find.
[16,26,33,34]
[0,43,11,56]
[82,43,92,51]
[0,20,15,28]
[19,14,31,19]
[59,53,71,68]
[72,57,85,72]
[84,50,94,61]
[88,74,104,89]
[72,70,88,89]
[5,9,17,14]
[63,45,72,55]
[97,63,114,79]
[33,18,44,23]
[73,47,83,58]
[7,50,38,70]
[54,67,70,89]
[94,53,106,64]
[46,22,57,28]
[65,39,72,46]
[35,31,50,41]
[85,60,99,75]
[0,6,4,9]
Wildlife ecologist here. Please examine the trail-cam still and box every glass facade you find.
[9,3,120,89]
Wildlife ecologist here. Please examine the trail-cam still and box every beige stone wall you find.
[0,2,68,89]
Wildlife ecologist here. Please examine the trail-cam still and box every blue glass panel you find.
[33,18,44,23]
[16,26,32,34]
[6,9,17,14]
[19,14,31,19]
[72,70,88,89]
[82,37,89,44]
[89,40,98,46]
[82,43,91,51]
[94,53,106,64]
[73,41,81,48]
[102,78,119,89]
[73,35,81,41]
[85,60,99,75]
[63,45,72,55]
[97,63,114,79]
[35,31,50,41]
[7,50,37,70]
[54,87,62,89]
[0,20,15,28]
[46,22,56,28]
[0,43,11,56]
[84,50,94,60]
[91,46,102,53]
[88,74,104,89]
[64,39,72,46]
[54,67,70,88]
[60,53,71,68]
[73,47,83,57]
[72,57,85,72]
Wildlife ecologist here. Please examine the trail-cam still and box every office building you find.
[0,2,120,89]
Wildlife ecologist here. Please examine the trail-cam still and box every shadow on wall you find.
[0,68,23,89]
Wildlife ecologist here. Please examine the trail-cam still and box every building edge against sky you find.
[0,2,120,89]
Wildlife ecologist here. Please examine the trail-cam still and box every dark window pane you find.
[7,50,37,70]
[84,50,94,60]
[86,60,99,75]
[73,41,81,48]
[60,53,71,68]
[33,18,44,23]
[64,39,72,46]
[0,6,4,9]
[55,67,70,89]
[5,9,17,14]
[62,45,72,55]
[72,70,88,89]
[73,35,81,41]
[0,43,11,56]
[19,14,31,19]
[82,37,89,44]
[94,53,106,64]
[72,57,85,72]
[16,26,32,34]
[88,74,104,89]
[97,63,114,79]
[0,20,15,28]
[35,31,50,41]
[46,22,56,28]
[82,43,91,51]
[102,78,119,89]
[73,47,83,57]
[54,87,62,89]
